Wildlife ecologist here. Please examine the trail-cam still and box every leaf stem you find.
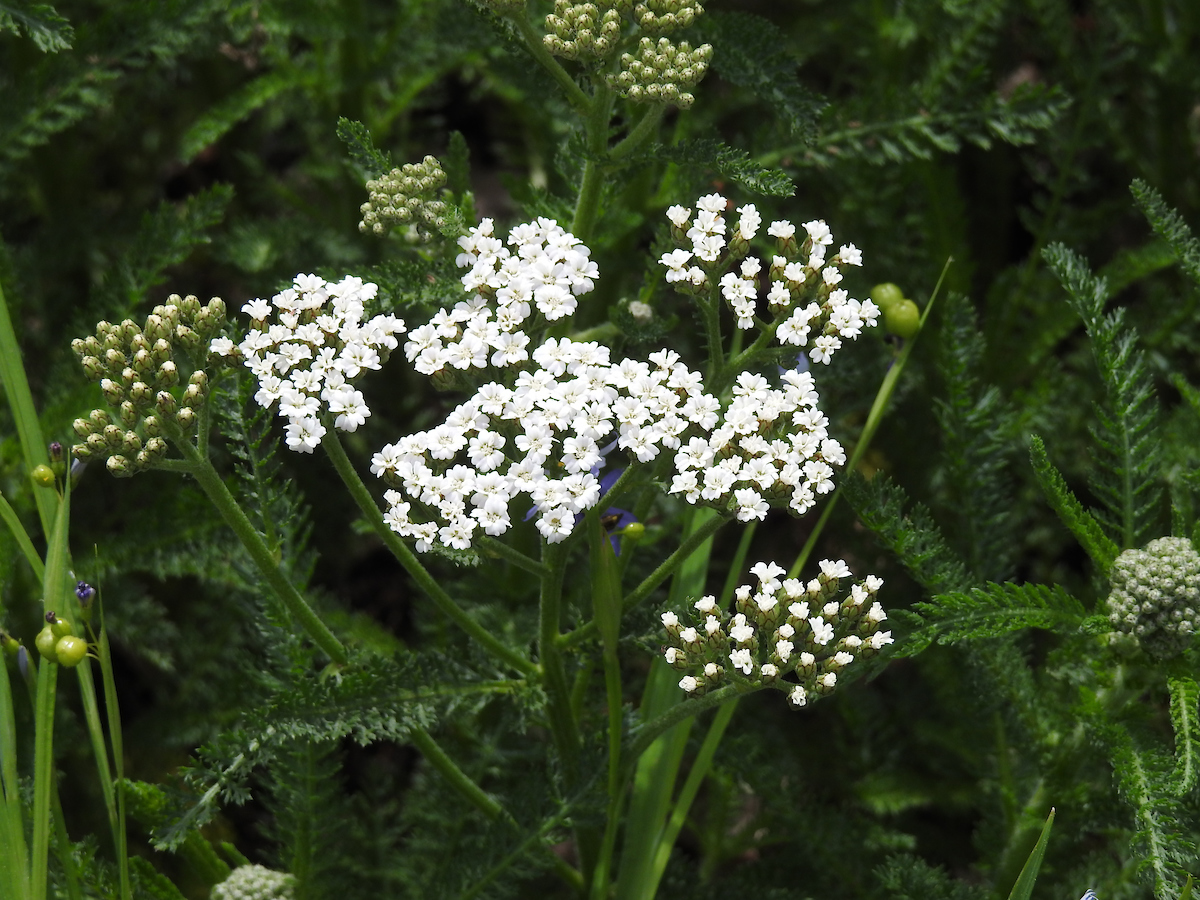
[171,429,349,665]
[559,511,731,649]
[320,428,536,676]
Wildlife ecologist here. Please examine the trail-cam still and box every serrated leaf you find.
[179,68,296,162]
[1169,678,1200,796]
[0,2,73,52]
[909,581,1086,649]
[1028,434,1118,570]
[1131,179,1200,286]
[130,857,188,900]
[699,11,826,144]
[337,117,393,180]
[664,138,793,197]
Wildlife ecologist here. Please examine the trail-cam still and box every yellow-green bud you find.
[31,464,56,487]
[55,636,88,668]
[35,625,58,661]
[156,391,177,417]
[157,360,178,387]
[176,407,196,429]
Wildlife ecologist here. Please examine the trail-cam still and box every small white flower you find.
[679,675,699,692]
[789,685,807,707]
[661,611,679,628]
[729,648,754,674]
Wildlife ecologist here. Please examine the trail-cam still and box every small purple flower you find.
[76,581,96,608]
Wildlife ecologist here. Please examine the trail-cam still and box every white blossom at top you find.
[658,194,877,366]
[215,274,405,453]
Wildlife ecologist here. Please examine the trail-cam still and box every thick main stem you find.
[320,429,537,675]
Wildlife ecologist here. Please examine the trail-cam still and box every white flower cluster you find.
[401,218,598,377]
[372,207,857,552]
[659,194,878,365]
[212,274,406,453]
[211,865,295,900]
[667,368,843,521]
[662,559,891,707]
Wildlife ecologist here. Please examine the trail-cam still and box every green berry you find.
[31,464,55,488]
[869,283,905,311]
[884,299,921,339]
[49,616,73,639]
[35,626,58,661]
[55,636,88,668]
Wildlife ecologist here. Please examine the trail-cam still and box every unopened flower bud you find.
[105,455,132,477]
[157,360,178,387]
[119,400,139,428]
[156,391,177,417]
[176,407,196,429]
[81,356,104,381]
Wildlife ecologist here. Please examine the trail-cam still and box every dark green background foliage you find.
[3,0,1200,898]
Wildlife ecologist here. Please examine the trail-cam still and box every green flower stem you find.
[646,698,738,894]
[787,256,952,580]
[320,428,536,677]
[477,535,549,578]
[588,644,627,900]
[0,275,56,538]
[171,433,349,666]
[625,682,759,769]
[538,541,581,772]
[0,643,30,900]
[559,511,731,650]
[0,489,45,581]
[609,104,666,161]
[97,626,132,900]
[408,728,502,819]
[509,13,591,115]
[701,290,724,383]
[31,659,57,900]
[572,82,615,242]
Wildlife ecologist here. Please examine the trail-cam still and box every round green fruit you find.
[31,464,55,488]
[884,299,921,339]
[55,635,88,668]
[870,283,905,311]
[35,625,59,661]
[49,617,73,639]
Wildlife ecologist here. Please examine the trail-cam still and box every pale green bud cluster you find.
[211,865,296,900]
[607,37,712,109]
[633,0,703,36]
[358,156,448,239]
[544,2,625,62]
[69,294,226,477]
[661,561,891,708]
[1106,536,1200,659]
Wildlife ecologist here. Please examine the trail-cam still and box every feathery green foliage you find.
[1028,433,1119,571]
[1043,242,1164,549]
[1170,678,1200,797]
[905,582,1086,652]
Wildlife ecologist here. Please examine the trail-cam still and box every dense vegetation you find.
[2,1,1200,898]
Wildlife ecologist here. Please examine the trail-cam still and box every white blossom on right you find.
[661,559,890,706]
[658,193,878,367]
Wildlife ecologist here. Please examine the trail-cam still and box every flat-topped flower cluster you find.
[212,274,406,453]
[659,194,878,366]
[217,193,878,553]
[661,559,891,707]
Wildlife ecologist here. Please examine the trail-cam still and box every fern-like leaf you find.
[1169,678,1200,797]
[337,116,393,180]
[1043,242,1164,548]
[0,2,73,52]
[662,139,794,197]
[1110,728,1198,899]
[698,11,826,144]
[934,293,1017,581]
[1131,179,1200,286]
[179,69,298,163]
[844,471,972,601]
[907,582,1086,651]
[1028,434,1119,571]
